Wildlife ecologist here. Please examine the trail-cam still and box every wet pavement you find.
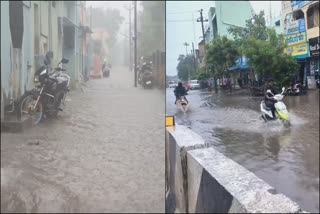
[1,66,165,213]
[166,88,319,213]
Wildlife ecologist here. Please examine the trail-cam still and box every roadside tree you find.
[206,35,240,89]
[177,55,196,82]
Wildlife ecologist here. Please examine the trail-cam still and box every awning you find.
[228,65,249,71]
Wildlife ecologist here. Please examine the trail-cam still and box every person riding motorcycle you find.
[264,78,278,118]
[174,82,188,104]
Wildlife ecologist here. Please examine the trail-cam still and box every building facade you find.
[281,0,319,88]
[269,15,283,35]
[206,1,252,43]
[1,1,90,120]
[199,1,253,87]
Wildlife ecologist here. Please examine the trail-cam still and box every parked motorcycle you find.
[260,87,290,125]
[138,61,153,89]
[102,63,111,78]
[285,83,306,96]
[17,55,70,125]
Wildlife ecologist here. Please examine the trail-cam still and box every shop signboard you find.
[284,32,307,46]
[285,43,308,57]
[309,37,320,57]
[284,18,306,35]
[291,1,313,11]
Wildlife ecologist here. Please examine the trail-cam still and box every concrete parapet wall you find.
[166,124,305,213]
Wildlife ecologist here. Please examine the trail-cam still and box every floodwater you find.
[166,87,319,213]
[1,66,165,213]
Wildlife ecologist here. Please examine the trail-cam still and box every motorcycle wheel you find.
[17,93,43,125]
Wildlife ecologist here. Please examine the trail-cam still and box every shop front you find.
[307,36,319,88]
[284,17,310,87]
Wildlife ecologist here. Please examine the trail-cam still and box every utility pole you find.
[197,9,208,47]
[134,0,137,87]
[192,42,196,73]
[183,42,189,56]
[197,9,208,74]
[125,4,133,71]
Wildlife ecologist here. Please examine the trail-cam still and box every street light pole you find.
[192,42,196,73]
[134,0,137,87]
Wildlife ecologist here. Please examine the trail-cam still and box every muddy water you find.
[1,66,165,213]
[166,88,319,213]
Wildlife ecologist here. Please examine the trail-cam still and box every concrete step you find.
[1,115,32,133]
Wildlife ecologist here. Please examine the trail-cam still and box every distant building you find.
[281,0,319,88]
[206,2,252,43]
[1,1,91,120]
[269,15,283,35]
[202,1,253,87]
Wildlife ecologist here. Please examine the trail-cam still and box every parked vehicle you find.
[285,82,306,96]
[17,53,70,125]
[138,60,153,89]
[190,80,200,90]
[168,81,178,88]
[317,79,320,89]
[260,87,290,125]
[102,63,111,78]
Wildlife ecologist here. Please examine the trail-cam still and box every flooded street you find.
[166,88,319,213]
[1,66,165,213]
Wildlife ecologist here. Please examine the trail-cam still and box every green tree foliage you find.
[206,35,240,81]
[228,11,299,86]
[91,7,124,48]
[242,29,299,86]
[197,70,210,80]
[177,55,195,81]
[138,1,165,57]
[228,10,268,47]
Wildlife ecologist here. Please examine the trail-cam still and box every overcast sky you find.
[166,1,282,76]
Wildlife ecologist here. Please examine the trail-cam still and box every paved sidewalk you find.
[1,66,165,213]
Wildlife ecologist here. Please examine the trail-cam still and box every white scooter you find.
[260,87,290,123]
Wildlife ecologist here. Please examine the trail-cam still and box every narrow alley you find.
[1,66,165,213]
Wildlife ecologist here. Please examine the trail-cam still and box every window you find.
[293,10,304,21]
[307,5,319,29]
[275,20,280,26]
[9,1,24,48]
[307,7,315,28]
[52,1,56,8]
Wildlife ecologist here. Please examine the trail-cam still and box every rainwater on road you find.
[167,87,319,213]
[1,66,165,213]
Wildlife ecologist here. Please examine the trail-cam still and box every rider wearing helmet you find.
[264,78,278,118]
[174,81,188,104]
